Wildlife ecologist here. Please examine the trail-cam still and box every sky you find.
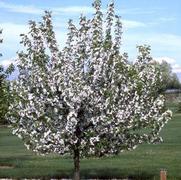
[0,0,181,79]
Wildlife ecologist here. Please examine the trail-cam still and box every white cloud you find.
[0,1,157,17]
[0,1,164,16]
[147,34,181,48]
[172,65,181,73]
[0,57,16,67]
[1,23,28,37]
[124,33,181,49]
[0,1,98,15]
[117,7,157,15]
[154,57,176,64]
[154,57,181,73]
[54,6,96,14]
[158,17,176,22]
[1,23,28,53]
[0,1,43,15]
[122,19,146,29]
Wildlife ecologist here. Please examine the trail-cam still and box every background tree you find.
[0,29,14,124]
[155,60,181,91]
[7,1,172,179]
[169,73,180,89]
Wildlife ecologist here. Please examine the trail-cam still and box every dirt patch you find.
[0,165,14,169]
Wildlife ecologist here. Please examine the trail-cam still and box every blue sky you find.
[0,0,181,77]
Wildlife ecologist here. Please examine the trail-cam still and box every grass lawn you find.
[0,112,181,179]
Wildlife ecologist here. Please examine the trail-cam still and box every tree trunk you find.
[73,148,80,180]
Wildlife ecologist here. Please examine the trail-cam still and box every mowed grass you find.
[0,113,181,179]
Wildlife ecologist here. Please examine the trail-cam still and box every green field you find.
[0,112,181,179]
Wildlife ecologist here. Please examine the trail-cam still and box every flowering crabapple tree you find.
[7,0,172,179]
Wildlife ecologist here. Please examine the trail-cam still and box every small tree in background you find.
[154,60,181,91]
[0,29,14,124]
[7,0,172,179]
[177,101,181,113]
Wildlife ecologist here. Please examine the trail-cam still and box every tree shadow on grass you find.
[0,166,157,179]
[80,168,156,180]
[43,167,156,180]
